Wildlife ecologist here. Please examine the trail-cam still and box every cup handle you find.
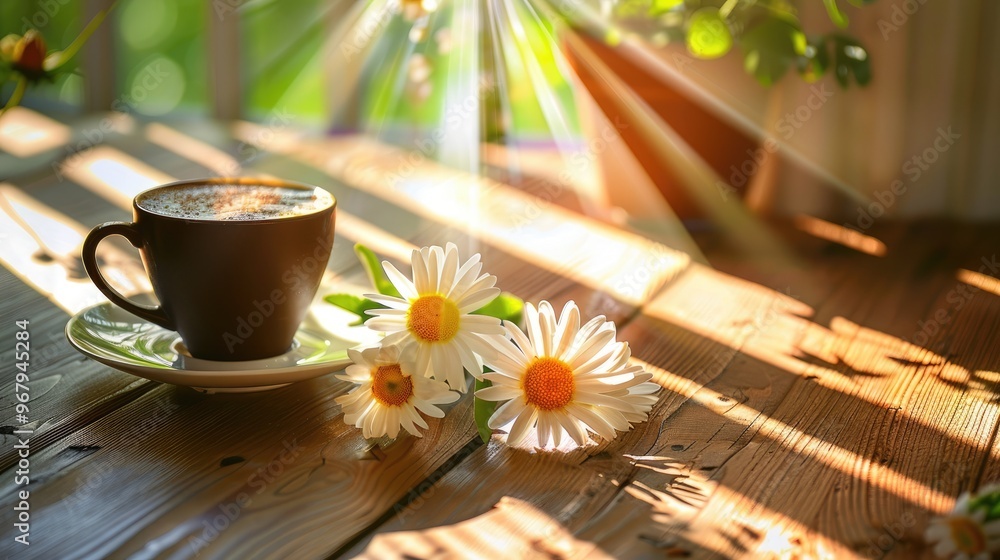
[82,221,175,330]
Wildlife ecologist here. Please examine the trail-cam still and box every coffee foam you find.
[138,184,333,221]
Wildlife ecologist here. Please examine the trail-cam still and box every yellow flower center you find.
[949,516,986,554]
[407,294,460,343]
[371,364,413,407]
[522,357,575,411]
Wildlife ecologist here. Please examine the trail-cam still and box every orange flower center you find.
[949,516,986,554]
[407,294,460,343]
[371,364,413,407]
[522,357,575,411]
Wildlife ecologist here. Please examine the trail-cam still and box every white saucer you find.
[66,300,373,393]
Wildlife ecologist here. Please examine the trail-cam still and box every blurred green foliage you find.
[605,0,875,87]
[0,1,83,108]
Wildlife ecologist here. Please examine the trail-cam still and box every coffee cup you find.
[82,177,336,361]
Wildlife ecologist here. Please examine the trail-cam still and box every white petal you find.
[457,331,501,363]
[459,315,506,336]
[406,405,430,429]
[506,322,537,361]
[552,301,580,359]
[382,261,418,300]
[554,410,589,446]
[399,407,420,437]
[455,274,498,305]
[415,344,432,378]
[365,318,409,332]
[446,256,483,300]
[364,293,411,310]
[475,385,523,401]
[365,308,408,317]
[483,352,527,380]
[452,335,485,379]
[507,407,538,447]
[482,334,529,366]
[537,414,552,447]
[483,372,521,386]
[536,301,555,357]
[385,407,401,439]
[567,329,617,369]
[566,403,617,440]
[523,303,544,355]
[489,398,527,429]
[439,243,460,292]
[411,248,429,294]
[425,246,441,294]
[412,396,445,418]
[458,287,501,313]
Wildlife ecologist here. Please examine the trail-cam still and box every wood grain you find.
[346,223,1000,560]
[1,116,997,560]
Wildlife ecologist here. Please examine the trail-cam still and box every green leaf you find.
[822,0,849,29]
[472,293,524,326]
[323,293,386,326]
[650,0,684,16]
[354,243,402,298]
[474,376,497,444]
[832,35,871,87]
[797,35,830,82]
[740,17,804,87]
[686,8,733,60]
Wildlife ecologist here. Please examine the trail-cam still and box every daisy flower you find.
[335,345,459,439]
[475,300,659,448]
[925,487,1000,560]
[364,243,506,391]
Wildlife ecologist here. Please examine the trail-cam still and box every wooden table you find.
[0,108,998,559]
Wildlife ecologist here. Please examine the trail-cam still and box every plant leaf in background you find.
[601,0,873,89]
[686,7,733,60]
[471,293,524,326]
[967,487,1000,521]
[322,294,386,326]
[740,16,806,87]
[474,376,497,444]
[832,35,871,87]
[822,0,850,28]
[354,243,402,298]
[797,35,830,83]
[649,0,684,17]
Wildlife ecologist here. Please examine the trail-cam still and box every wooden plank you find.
[0,266,156,471]
[344,223,1000,559]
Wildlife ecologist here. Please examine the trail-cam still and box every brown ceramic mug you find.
[82,177,336,361]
